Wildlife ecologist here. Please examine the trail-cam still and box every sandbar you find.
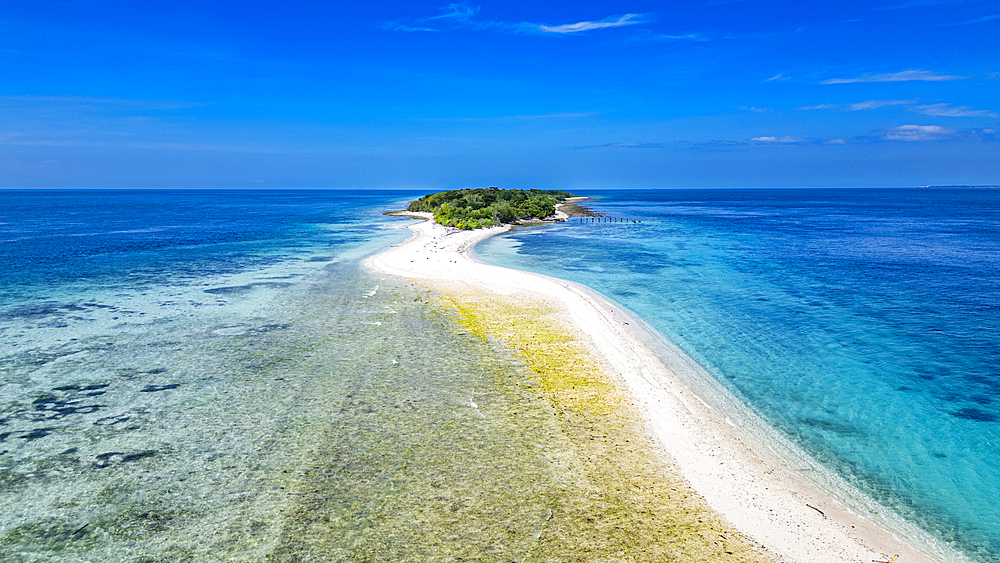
[366,212,951,563]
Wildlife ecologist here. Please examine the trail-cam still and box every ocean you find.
[477,187,1000,563]
[1,188,997,562]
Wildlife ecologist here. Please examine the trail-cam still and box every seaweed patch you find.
[427,291,771,562]
[139,384,180,393]
[204,282,293,295]
[93,450,158,468]
[0,301,118,321]
[93,413,131,426]
[0,427,57,442]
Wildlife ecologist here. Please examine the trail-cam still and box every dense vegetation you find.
[406,187,574,230]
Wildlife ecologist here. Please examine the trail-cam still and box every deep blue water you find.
[3,187,997,562]
[476,187,1000,562]
[0,189,415,301]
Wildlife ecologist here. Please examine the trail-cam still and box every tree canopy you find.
[406,187,574,230]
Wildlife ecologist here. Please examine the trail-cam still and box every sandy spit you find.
[365,214,949,563]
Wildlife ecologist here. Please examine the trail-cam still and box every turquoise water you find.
[2,189,746,562]
[476,188,1000,563]
[5,188,997,562]
[0,190,422,559]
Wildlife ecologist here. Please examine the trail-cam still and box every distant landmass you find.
[921,185,999,189]
[406,187,574,230]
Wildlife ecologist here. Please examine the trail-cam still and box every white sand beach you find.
[365,213,944,563]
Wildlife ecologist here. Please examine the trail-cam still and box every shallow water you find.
[2,189,764,562]
[475,188,1000,563]
[0,258,575,561]
[1,190,428,560]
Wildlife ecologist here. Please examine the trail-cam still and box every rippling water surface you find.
[6,188,998,562]
[1,190,587,561]
[476,187,1000,563]
[4,189,754,562]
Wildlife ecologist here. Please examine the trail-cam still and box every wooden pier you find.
[576,216,641,224]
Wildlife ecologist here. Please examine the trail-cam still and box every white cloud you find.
[627,30,709,42]
[382,3,481,32]
[799,103,840,110]
[643,32,709,41]
[882,125,958,141]
[382,22,439,32]
[385,6,649,36]
[750,136,810,144]
[429,3,479,22]
[800,100,911,111]
[912,103,998,117]
[822,69,965,84]
[956,14,1000,25]
[575,142,666,149]
[874,0,981,10]
[694,125,994,150]
[538,13,646,34]
[766,73,786,81]
[849,99,911,110]
[797,99,995,117]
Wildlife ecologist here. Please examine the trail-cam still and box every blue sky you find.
[2,0,997,189]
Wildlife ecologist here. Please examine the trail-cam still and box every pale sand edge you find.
[365,215,960,563]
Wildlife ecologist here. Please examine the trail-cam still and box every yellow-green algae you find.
[435,289,774,562]
[263,279,775,562]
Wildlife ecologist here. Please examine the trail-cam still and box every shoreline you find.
[365,215,954,563]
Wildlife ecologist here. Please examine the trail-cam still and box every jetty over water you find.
[576,216,641,223]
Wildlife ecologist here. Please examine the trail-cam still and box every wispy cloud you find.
[690,126,996,150]
[750,136,812,144]
[429,3,479,22]
[850,99,912,110]
[956,13,1000,25]
[0,95,207,111]
[521,111,599,119]
[575,142,666,149]
[384,5,651,36]
[424,111,599,122]
[738,106,771,112]
[822,69,965,84]
[687,136,833,150]
[632,32,709,42]
[537,13,648,34]
[912,103,998,117]
[383,3,481,32]
[870,126,996,142]
[766,73,787,81]
[881,124,958,141]
[800,99,912,111]
[798,99,998,117]
[934,13,1000,25]
[873,0,982,10]
[381,22,439,32]
[0,137,312,154]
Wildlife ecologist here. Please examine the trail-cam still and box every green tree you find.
[406,188,574,230]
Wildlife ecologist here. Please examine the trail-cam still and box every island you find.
[405,187,576,229]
